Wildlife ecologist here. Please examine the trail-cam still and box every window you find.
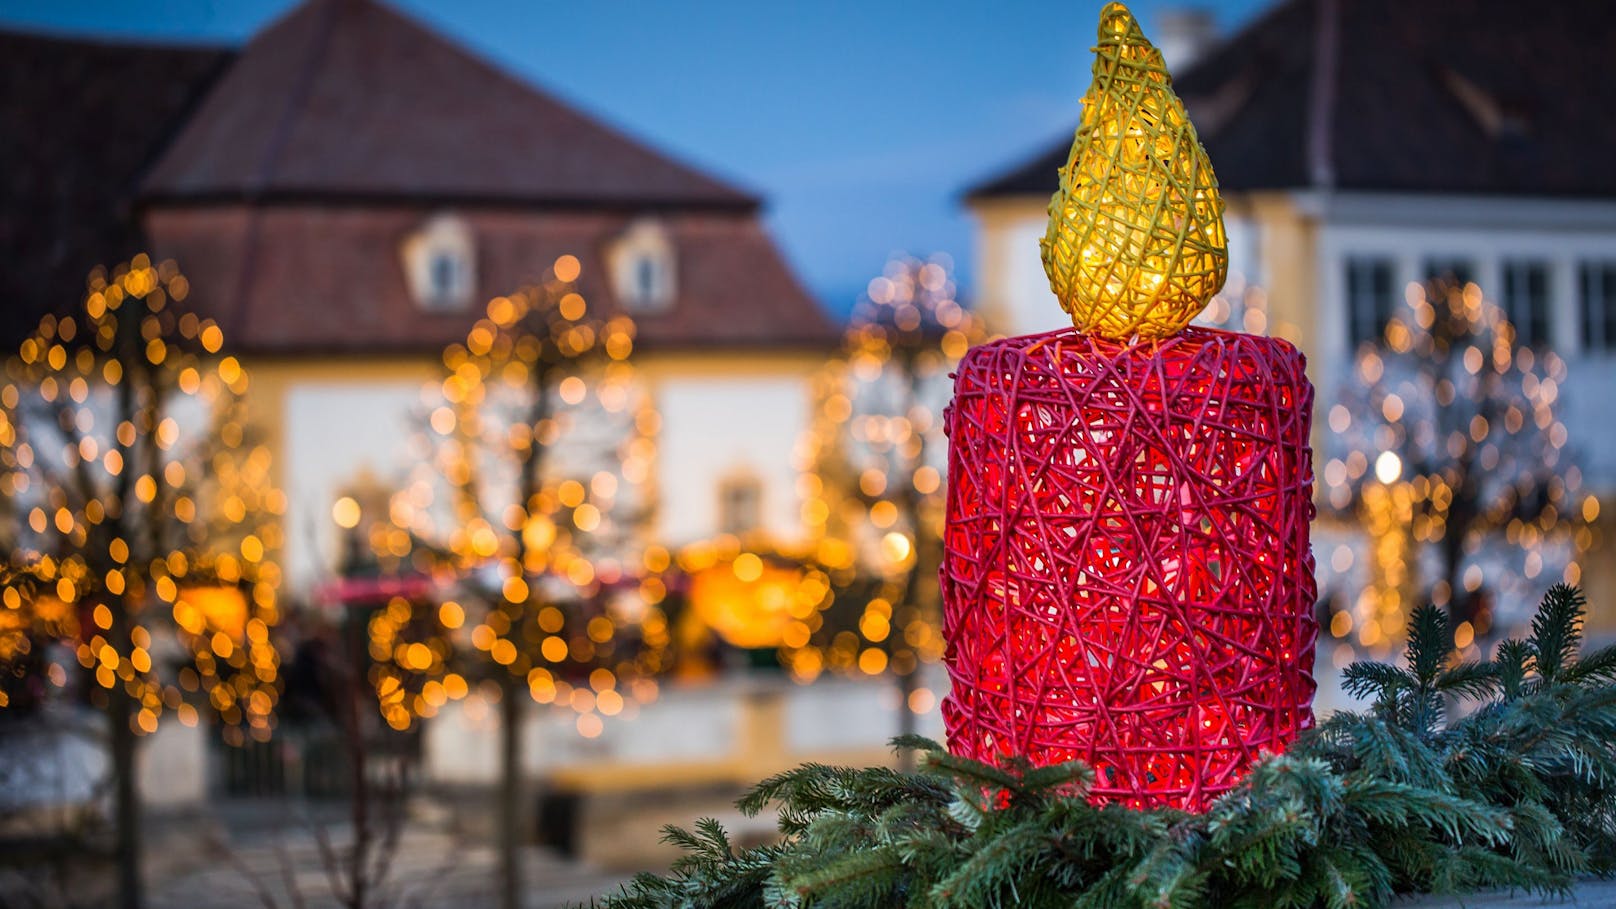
[1344,256,1395,348]
[1423,256,1476,289]
[401,214,475,311]
[1580,261,1616,353]
[717,471,763,536]
[431,252,460,302]
[608,219,676,310]
[636,256,657,302]
[1501,260,1551,348]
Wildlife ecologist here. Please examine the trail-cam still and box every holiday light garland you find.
[365,256,667,735]
[791,256,982,698]
[0,255,282,738]
[1318,278,1595,660]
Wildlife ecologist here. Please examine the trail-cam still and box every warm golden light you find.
[1374,451,1403,485]
[1,255,281,736]
[360,257,665,735]
[689,555,804,650]
[332,495,362,529]
[1041,2,1226,340]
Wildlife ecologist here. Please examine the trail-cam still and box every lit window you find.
[1501,260,1551,348]
[1344,256,1395,348]
[717,472,763,537]
[401,214,475,311]
[1580,261,1616,353]
[608,219,676,311]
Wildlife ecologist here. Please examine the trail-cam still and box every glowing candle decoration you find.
[940,3,1316,811]
[1041,2,1227,341]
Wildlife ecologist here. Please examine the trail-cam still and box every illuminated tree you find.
[1320,278,1594,655]
[798,255,982,744]
[0,255,282,909]
[366,255,664,909]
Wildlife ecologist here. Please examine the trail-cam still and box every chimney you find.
[1155,8,1218,73]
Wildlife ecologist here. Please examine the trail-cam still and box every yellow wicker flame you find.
[1040,1,1227,341]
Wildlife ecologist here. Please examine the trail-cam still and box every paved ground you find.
[146,822,630,909]
[147,832,629,909]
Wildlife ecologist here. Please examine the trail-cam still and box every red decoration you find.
[940,326,1317,811]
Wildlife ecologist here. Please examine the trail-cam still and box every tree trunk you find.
[895,669,919,772]
[498,673,524,909]
[894,557,927,772]
[346,653,370,909]
[109,681,142,909]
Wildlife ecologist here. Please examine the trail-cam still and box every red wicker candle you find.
[939,3,1318,810]
[940,327,1317,809]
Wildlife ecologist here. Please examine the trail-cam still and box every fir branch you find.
[593,586,1614,909]
[1530,584,1585,685]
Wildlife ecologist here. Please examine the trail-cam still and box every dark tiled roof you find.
[145,207,838,354]
[968,0,1616,200]
[0,29,232,347]
[140,0,757,210]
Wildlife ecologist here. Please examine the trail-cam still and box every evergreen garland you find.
[593,585,1616,908]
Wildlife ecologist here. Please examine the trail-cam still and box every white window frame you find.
[608,218,677,312]
[1501,259,1552,348]
[400,213,475,311]
[1580,260,1616,354]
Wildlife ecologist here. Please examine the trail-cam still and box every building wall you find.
[244,358,441,593]
[236,352,822,594]
[636,350,824,549]
[1307,193,1616,481]
[144,204,833,593]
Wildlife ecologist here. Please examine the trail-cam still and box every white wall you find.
[653,375,810,546]
[275,370,819,594]
[282,381,429,592]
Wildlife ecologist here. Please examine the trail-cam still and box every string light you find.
[0,255,282,736]
[792,254,983,693]
[1321,278,1593,655]
[358,257,667,732]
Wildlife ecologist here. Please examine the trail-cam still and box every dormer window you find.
[402,214,475,311]
[431,252,459,300]
[608,219,676,311]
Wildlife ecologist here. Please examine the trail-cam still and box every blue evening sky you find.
[1,0,1272,317]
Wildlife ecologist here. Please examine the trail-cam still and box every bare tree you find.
[363,259,664,909]
[0,255,282,909]
[1322,277,1591,650]
[799,255,982,755]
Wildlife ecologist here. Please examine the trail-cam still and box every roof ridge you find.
[137,0,759,208]
[364,0,760,206]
